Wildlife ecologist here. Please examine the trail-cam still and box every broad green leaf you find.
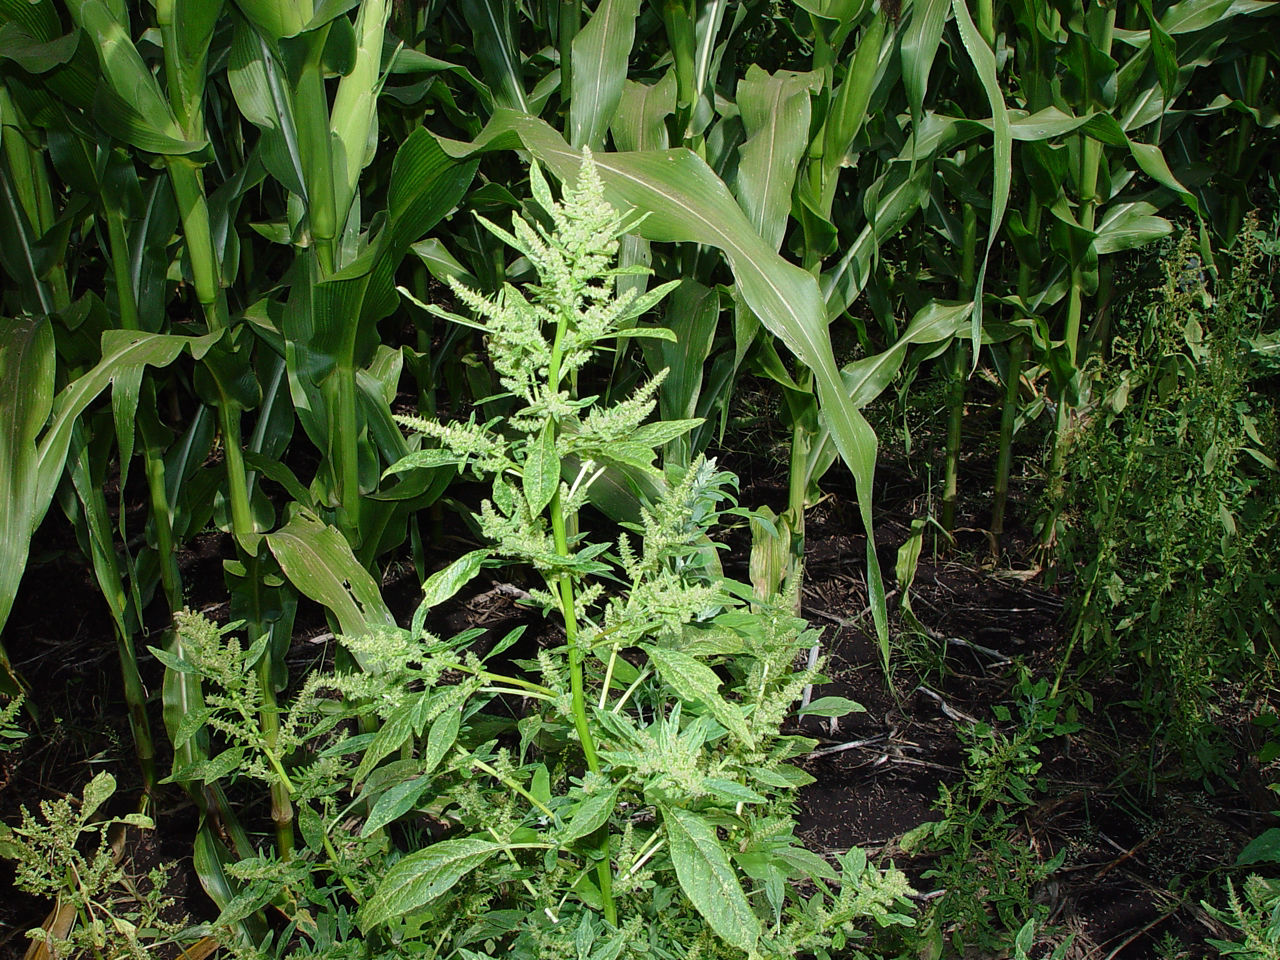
[900,0,950,134]
[643,645,753,748]
[560,784,620,843]
[421,706,461,779]
[651,279,719,423]
[419,549,490,611]
[797,696,865,718]
[267,509,395,644]
[569,0,642,149]
[352,693,430,783]
[841,300,972,407]
[361,776,435,837]
[1092,202,1173,254]
[523,421,559,515]
[734,66,821,252]
[81,771,116,818]
[612,73,676,152]
[331,0,390,217]
[661,805,760,952]
[824,12,887,179]
[75,0,203,154]
[194,824,266,944]
[360,837,504,928]
[1237,827,1280,865]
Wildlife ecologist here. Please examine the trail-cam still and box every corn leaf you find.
[266,509,395,643]
[569,0,642,149]
[734,66,821,252]
[460,0,528,113]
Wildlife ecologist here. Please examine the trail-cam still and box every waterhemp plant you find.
[164,154,914,959]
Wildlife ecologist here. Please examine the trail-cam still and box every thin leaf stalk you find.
[1226,53,1268,238]
[1046,9,1114,551]
[331,0,390,228]
[142,437,182,612]
[331,361,363,540]
[991,331,1026,544]
[166,152,257,544]
[103,202,141,331]
[115,626,157,793]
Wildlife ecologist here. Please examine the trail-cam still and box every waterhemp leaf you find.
[559,784,621,844]
[419,549,490,611]
[353,690,433,784]
[523,421,560,515]
[797,696,865,718]
[660,804,760,952]
[360,837,505,928]
[643,645,753,749]
[361,776,435,837]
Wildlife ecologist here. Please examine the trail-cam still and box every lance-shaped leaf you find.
[951,0,1011,353]
[900,0,950,135]
[0,317,53,657]
[1,328,219,646]
[360,837,505,928]
[461,0,528,113]
[644,645,753,748]
[73,0,204,154]
[661,804,760,952]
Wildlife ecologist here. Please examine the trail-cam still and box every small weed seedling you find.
[0,772,189,959]
[904,672,1079,957]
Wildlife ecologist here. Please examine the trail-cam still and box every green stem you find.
[550,491,600,774]
[116,625,157,794]
[296,30,338,275]
[991,332,1026,544]
[258,661,294,859]
[976,0,995,48]
[784,383,811,614]
[1045,11,1113,554]
[942,203,978,534]
[142,446,182,611]
[992,198,1041,548]
[0,86,69,310]
[333,361,362,541]
[547,285,615,929]
[104,201,140,331]
[468,752,556,819]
